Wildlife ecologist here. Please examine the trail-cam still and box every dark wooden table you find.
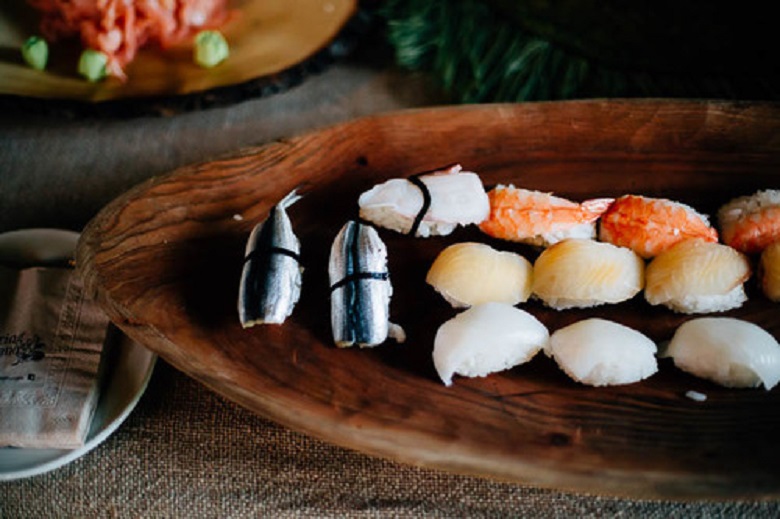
[2,51,780,516]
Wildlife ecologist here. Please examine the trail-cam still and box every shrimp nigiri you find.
[478,185,613,247]
[718,190,780,255]
[599,195,718,259]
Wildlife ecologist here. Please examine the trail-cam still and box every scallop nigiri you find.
[718,189,780,255]
[759,241,780,301]
[478,185,613,247]
[532,239,644,310]
[665,317,780,389]
[599,194,718,258]
[644,239,751,314]
[358,164,489,237]
[433,302,549,386]
[426,242,533,308]
[546,319,657,386]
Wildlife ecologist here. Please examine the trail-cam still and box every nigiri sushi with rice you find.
[478,184,613,247]
[426,242,533,308]
[238,189,303,327]
[545,319,658,387]
[433,302,549,386]
[644,239,751,314]
[532,238,645,310]
[329,220,405,348]
[759,241,780,301]
[664,317,780,390]
[599,194,718,259]
[718,189,780,255]
[358,164,489,237]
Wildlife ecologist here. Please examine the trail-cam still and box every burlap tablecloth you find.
[4,360,780,518]
[2,42,780,518]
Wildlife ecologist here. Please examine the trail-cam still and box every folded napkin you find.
[0,265,109,449]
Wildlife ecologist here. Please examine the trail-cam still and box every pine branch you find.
[379,0,777,103]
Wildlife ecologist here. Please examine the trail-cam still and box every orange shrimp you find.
[718,190,780,255]
[28,0,231,80]
[478,185,614,247]
[599,195,718,259]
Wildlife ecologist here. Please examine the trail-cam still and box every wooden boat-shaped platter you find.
[77,100,780,500]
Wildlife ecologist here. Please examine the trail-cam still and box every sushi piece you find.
[759,241,780,301]
[478,184,613,247]
[532,239,644,310]
[718,189,780,255]
[433,302,549,386]
[664,317,780,389]
[426,242,533,308]
[546,319,657,386]
[599,194,718,259]
[238,190,303,327]
[644,239,751,314]
[358,164,489,237]
[329,220,404,347]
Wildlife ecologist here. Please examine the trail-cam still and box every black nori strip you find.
[242,210,279,318]
[407,174,432,237]
[329,271,389,292]
[345,221,361,343]
[405,163,460,237]
[244,246,301,263]
[341,221,388,344]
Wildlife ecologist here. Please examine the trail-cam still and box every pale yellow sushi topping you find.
[532,239,645,309]
[645,239,751,304]
[760,241,780,302]
[426,242,533,307]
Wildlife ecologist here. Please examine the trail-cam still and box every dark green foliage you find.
[379,0,777,103]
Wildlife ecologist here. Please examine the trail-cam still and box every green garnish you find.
[194,30,229,68]
[22,36,48,71]
[78,49,108,82]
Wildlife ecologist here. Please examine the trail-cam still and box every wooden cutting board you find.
[76,100,780,499]
[0,0,356,101]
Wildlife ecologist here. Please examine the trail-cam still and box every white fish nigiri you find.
[546,319,657,386]
[433,302,549,386]
[358,164,489,237]
[645,239,751,314]
[532,238,644,310]
[665,317,780,390]
[426,242,533,308]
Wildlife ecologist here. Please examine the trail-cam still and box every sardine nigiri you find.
[238,190,303,327]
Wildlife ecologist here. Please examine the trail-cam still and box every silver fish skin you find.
[238,190,303,327]
[329,221,398,347]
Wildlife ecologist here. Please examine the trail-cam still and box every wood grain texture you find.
[0,0,355,101]
[77,100,780,499]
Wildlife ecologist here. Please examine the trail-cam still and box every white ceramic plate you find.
[0,229,156,481]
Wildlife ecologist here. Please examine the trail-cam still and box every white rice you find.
[718,189,780,229]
